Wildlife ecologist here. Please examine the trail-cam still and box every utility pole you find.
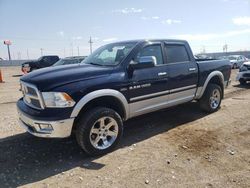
[88,36,93,54]
[223,44,228,53]
[40,48,44,56]
[70,43,73,56]
[3,40,12,60]
[77,46,80,56]
[17,52,21,60]
[27,49,29,59]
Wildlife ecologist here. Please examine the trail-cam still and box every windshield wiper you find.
[88,62,103,66]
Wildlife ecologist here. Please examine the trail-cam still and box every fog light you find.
[38,123,53,131]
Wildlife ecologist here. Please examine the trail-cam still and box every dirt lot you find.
[0,67,249,188]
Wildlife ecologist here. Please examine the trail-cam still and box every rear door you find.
[164,42,198,104]
[128,43,169,117]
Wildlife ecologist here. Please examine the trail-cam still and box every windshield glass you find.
[82,42,137,66]
[53,58,84,66]
[228,56,237,60]
[38,56,43,61]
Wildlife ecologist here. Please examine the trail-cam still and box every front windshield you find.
[53,59,64,66]
[228,56,237,60]
[82,42,137,66]
[53,59,81,66]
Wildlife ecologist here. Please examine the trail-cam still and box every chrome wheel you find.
[209,89,221,109]
[89,116,119,150]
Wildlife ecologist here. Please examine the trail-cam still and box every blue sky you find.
[0,0,250,59]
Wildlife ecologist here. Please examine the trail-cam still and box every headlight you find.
[42,92,75,108]
[239,65,248,72]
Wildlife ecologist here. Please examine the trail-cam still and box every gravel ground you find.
[0,67,249,188]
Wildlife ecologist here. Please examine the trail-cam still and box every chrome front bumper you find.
[17,109,75,138]
[236,71,250,81]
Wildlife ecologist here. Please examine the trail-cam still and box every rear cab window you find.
[164,44,190,63]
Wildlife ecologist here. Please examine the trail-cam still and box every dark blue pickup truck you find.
[17,39,231,155]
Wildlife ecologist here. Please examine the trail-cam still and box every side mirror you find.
[130,56,157,69]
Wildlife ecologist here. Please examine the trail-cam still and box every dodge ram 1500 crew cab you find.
[17,39,231,155]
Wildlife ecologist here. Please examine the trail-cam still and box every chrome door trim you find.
[129,88,196,118]
[170,84,196,93]
[130,90,170,102]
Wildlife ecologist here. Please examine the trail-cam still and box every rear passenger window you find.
[165,45,190,63]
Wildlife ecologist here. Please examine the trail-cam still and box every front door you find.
[128,43,169,117]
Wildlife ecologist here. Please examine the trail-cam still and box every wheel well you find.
[208,75,224,97]
[72,96,126,131]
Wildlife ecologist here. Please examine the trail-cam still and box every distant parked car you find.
[228,55,248,69]
[218,56,229,60]
[195,54,214,60]
[21,55,59,74]
[236,61,250,85]
[53,56,86,66]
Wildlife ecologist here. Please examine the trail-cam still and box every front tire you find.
[76,107,123,156]
[199,83,222,113]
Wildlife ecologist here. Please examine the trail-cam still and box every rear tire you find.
[76,107,123,156]
[199,83,222,113]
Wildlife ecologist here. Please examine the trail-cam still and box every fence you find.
[0,60,33,67]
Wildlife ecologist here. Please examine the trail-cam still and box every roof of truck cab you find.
[109,39,188,44]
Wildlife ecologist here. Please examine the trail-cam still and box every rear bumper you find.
[17,105,75,138]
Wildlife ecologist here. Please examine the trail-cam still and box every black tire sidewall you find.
[200,84,222,113]
[76,107,123,156]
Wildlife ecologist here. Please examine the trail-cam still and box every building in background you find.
[197,51,250,59]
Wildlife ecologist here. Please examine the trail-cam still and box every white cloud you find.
[57,31,64,37]
[92,37,99,41]
[152,16,160,20]
[161,19,182,25]
[113,8,143,14]
[72,36,83,40]
[141,16,160,20]
[172,28,250,41]
[222,0,249,4]
[232,17,250,26]
[103,38,118,42]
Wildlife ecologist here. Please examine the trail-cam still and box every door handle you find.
[158,72,167,76]
[189,68,196,71]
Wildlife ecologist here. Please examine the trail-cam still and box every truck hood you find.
[20,64,114,90]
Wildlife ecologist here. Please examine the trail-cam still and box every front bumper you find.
[236,71,250,81]
[17,108,75,138]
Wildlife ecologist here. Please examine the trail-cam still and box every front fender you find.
[70,89,129,120]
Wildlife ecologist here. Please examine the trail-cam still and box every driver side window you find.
[136,45,163,65]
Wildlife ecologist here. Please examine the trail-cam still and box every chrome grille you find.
[20,81,44,109]
[246,65,250,70]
